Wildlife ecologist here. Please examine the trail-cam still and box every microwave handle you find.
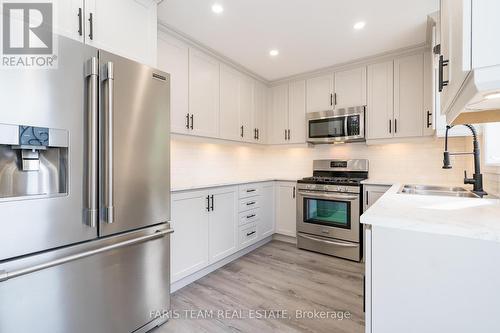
[344,117,349,137]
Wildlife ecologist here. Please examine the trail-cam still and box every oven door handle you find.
[298,234,359,248]
[298,190,358,201]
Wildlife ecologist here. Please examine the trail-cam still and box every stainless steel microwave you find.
[306,106,365,144]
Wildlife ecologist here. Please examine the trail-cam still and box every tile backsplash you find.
[171,135,472,190]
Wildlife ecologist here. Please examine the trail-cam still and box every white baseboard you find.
[273,233,297,244]
[171,236,273,293]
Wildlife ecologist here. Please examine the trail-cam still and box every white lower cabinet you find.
[208,187,238,263]
[366,225,500,333]
[170,189,209,283]
[171,182,277,284]
[259,182,275,239]
[363,184,391,212]
[275,181,297,237]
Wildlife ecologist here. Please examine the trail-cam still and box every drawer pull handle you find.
[246,201,256,206]
[246,231,256,237]
[246,189,256,193]
[246,214,256,219]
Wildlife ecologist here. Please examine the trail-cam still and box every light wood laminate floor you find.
[154,240,365,333]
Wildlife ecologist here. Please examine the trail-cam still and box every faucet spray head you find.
[443,151,452,169]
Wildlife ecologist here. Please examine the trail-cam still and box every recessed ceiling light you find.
[353,21,366,30]
[269,49,279,57]
[484,92,500,100]
[211,3,224,14]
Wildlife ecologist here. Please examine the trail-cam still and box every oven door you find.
[297,190,360,242]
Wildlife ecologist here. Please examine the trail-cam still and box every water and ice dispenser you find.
[0,123,68,199]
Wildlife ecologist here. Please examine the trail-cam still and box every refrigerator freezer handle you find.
[0,227,174,283]
[102,61,115,224]
[84,57,99,228]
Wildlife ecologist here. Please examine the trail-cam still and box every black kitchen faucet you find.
[442,124,487,197]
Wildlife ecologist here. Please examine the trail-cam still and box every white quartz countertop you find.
[171,179,298,192]
[361,183,500,242]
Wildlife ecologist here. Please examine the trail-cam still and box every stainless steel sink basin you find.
[401,184,469,192]
[399,184,480,198]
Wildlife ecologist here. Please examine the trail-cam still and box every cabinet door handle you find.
[285,129,287,141]
[210,195,214,211]
[241,125,244,138]
[389,119,392,134]
[334,93,337,106]
[186,113,190,129]
[293,186,296,199]
[77,8,83,36]
[246,231,256,237]
[246,201,256,206]
[330,93,333,106]
[394,119,398,133]
[254,128,257,140]
[206,195,210,212]
[246,189,256,193]
[190,114,194,130]
[246,214,256,219]
[88,12,94,40]
[366,191,369,206]
[257,129,260,140]
[438,55,449,92]
[426,111,432,128]
[287,129,291,141]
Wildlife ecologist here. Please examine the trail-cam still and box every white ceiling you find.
[158,0,438,81]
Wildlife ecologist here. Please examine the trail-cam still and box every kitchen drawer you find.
[238,197,260,212]
[239,209,259,226]
[239,223,258,248]
[239,183,262,199]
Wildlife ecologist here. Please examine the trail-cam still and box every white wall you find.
[171,135,472,190]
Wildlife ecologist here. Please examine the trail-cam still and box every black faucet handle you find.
[464,170,475,185]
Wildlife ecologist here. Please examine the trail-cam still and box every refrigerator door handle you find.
[102,61,115,224]
[0,227,174,283]
[84,57,99,228]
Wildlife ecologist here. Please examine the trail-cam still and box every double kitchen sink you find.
[399,184,482,198]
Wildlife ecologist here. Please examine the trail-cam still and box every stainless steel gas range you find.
[296,159,368,261]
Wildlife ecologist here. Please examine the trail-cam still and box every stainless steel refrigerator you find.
[0,36,172,333]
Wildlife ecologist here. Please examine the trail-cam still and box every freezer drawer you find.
[0,225,172,333]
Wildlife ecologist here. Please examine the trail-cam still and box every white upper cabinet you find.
[334,67,367,108]
[220,64,241,141]
[189,49,220,138]
[269,84,289,144]
[439,0,472,115]
[288,80,307,144]
[253,81,267,143]
[157,32,189,135]
[269,81,306,144]
[85,0,158,65]
[306,74,334,113]
[394,53,424,138]
[437,0,500,123]
[423,51,435,136]
[220,66,256,143]
[239,76,255,142]
[367,61,394,140]
[53,0,84,42]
